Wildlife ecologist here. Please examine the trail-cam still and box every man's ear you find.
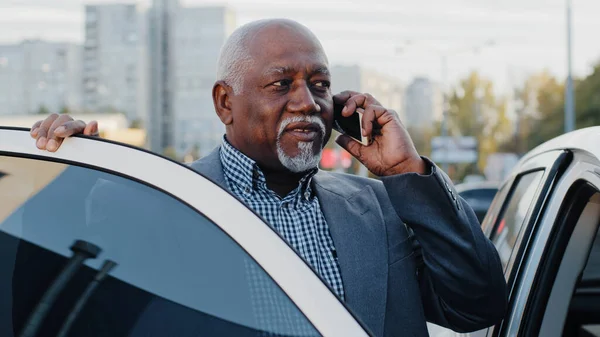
[213,81,233,125]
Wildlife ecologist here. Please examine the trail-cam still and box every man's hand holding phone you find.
[333,91,426,176]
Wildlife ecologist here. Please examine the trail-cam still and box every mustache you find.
[277,116,326,139]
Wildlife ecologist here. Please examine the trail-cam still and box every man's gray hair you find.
[216,19,325,94]
[216,20,269,94]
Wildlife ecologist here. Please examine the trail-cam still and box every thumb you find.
[335,134,364,159]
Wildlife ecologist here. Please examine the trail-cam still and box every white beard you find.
[276,116,326,173]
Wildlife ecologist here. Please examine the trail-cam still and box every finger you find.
[359,107,374,137]
[389,109,406,128]
[35,114,59,150]
[45,138,64,153]
[373,107,397,128]
[47,114,75,140]
[83,121,99,136]
[30,120,43,138]
[332,90,361,105]
[363,105,391,137]
[342,100,358,117]
[46,115,76,152]
[342,94,377,117]
[335,134,365,161]
[54,120,87,137]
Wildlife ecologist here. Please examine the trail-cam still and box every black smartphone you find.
[333,103,370,145]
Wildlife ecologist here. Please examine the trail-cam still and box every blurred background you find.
[1,0,599,186]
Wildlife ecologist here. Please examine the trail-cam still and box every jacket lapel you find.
[191,150,387,336]
[313,171,388,337]
[188,147,229,190]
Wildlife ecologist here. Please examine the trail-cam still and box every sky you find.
[2,0,600,95]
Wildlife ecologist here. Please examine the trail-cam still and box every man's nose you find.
[287,84,320,115]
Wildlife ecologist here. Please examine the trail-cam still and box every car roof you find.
[518,126,600,166]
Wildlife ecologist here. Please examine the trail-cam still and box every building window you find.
[87,9,97,22]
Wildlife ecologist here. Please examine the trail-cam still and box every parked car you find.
[429,126,600,337]
[455,181,500,223]
[0,127,368,337]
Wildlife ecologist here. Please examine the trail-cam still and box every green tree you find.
[447,71,513,181]
[517,72,565,151]
[574,62,600,128]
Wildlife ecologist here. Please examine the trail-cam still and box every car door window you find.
[490,170,545,275]
[0,155,320,337]
[564,215,600,337]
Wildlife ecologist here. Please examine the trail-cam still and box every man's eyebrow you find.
[312,67,330,76]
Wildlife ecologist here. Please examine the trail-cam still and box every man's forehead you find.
[263,65,330,77]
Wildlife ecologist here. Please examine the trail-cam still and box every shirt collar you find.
[219,136,318,197]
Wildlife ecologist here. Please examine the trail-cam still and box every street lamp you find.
[565,0,575,133]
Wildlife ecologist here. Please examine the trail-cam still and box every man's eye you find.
[272,80,291,87]
[313,81,331,89]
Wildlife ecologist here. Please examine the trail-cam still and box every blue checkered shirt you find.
[220,138,345,300]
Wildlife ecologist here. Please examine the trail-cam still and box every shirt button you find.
[244,186,251,194]
[304,191,311,200]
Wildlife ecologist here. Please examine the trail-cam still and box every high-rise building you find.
[172,6,236,157]
[147,0,178,154]
[83,4,147,121]
[404,77,443,129]
[330,65,405,121]
[148,1,236,156]
[0,40,82,115]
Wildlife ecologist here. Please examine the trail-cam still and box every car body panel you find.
[436,126,600,337]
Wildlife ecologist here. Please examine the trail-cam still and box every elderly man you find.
[31,19,506,337]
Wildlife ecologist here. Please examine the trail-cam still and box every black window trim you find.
[518,180,599,336]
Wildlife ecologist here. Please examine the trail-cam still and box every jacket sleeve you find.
[380,157,508,332]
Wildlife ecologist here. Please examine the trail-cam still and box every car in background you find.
[0,127,368,337]
[429,126,600,337]
[455,181,500,223]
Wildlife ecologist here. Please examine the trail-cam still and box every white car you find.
[429,126,600,337]
[0,127,369,337]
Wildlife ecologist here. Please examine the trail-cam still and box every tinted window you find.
[0,156,320,337]
[491,170,545,275]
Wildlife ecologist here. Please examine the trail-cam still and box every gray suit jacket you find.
[191,148,507,337]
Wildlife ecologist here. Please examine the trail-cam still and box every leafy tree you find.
[447,71,513,181]
[574,62,600,128]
